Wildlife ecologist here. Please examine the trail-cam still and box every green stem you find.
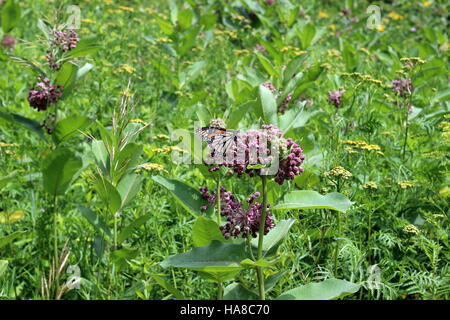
[53,195,60,298]
[217,279,223,300]
[368,209,372,265]
[53,195,58,263]
[114,214,118,250]
[402,114,409,160]
[216,177,221,225]
[256,176,268,300]
[247,236,256,261]
[334,211,341,277]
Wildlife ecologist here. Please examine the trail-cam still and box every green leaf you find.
[117,173,142,209]
[37,19,51,39]
[259,84,278,126]
[178,26,200,56]
[91,140,109,174]
[180,60,206,88]
[0,230,27,249]
[53,115,93,144]
[277,279,360,300]
[273,190,354,213]
[251,219,296,257]
[278,101,306,133]
[0,260,8,277]
[111,248,138,271]
[264,270,287,293]
[284,54,308,83]
[0,170,18,189]
[111,142,142,185]
[93,234,107,261]
[278,72,304,103]
[155,15,174,35]
[192,217,231,247]
[77,205,112,239]
[199,13,217,30]
[0,110,46,141]
[256,52,276,78]
[240,258,278,268]
[178,7,193,30]
[342,41,358,71]
[160,240,248,274]
[298,23,315,49]
[41,147,83,196]
[6,54,47,76]
[223,283,258,300]
[92,175,122,214]
[226,101,254,129]
[195,103,211,126]
[294,170,320,189]
[66,37,101,59]
[149,273,186,300]
[75,63,94,81]
[2,0,21,33]
[152,175,213,218]
[117,213,151,244]
[55,62,78,99]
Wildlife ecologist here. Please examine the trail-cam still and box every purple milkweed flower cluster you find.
[327,89,345,108]
[262,82,276,93]
[253,43,267,55]
[392,78,414,99]
[274,138,305,184]
[41,112,56,134]
[205,125,305,185]
[49,28,79,53]
[262,82,293,113]
[341,8,352,16]
[27,75,63,111]
[200,187,274,239]
[264,0,275,6]
[1,34,17,50]
[278,93,292,114]
[46,28,79,70]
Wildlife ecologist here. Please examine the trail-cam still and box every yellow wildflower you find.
[0,142,19,148]
[81,18,96,24]
[397,181,414,189]
[318,12,328,18]
[323,166,353,180]
[377,24,386,32]
[403,224,420,235]
[137,163,167,173]
[119,6,134,12]
[121,64,136,74]
[363,182,378,190]
[329,24,336,30]
[155,134,169,140]
[130,119,148,126]
[423,1,432,7]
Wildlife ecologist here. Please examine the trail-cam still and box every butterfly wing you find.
[195,127,237,157]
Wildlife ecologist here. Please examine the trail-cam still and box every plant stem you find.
[53,195,58,264]
[402,112,409,160]
[334,211,341,277]
[256,176,267,300]
[217,279,223,300]
[368,209,372,265]
[114,213,118,250]
[216,176,221,225]
[53,195,60,297]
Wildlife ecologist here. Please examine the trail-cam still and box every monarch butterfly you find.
[195,127,238,157]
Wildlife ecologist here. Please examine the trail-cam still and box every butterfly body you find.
[195,127,239,156]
